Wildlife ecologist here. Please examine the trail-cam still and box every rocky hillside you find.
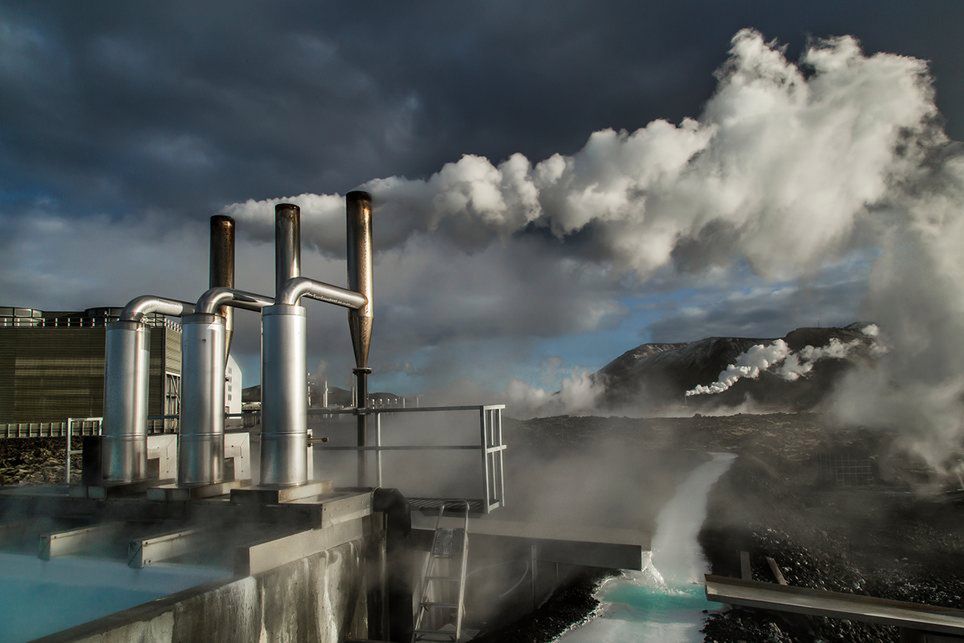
[595,323,877,413]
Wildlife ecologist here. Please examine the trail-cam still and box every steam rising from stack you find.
[223,30,964,476]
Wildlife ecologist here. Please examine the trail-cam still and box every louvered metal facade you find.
[0,307,181,423]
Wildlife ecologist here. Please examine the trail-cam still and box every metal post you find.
[355,367,370,486]
[480,408,491,508]
[376,412,383,487]
[65,417,73,484]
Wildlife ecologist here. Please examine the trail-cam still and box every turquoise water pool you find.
[0,553,230,642]
[559,569,721,642]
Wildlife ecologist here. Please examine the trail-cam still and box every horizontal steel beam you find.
[306,404,506,416]
[704,575,964,636]
[129,527,210,568]
[40,522,126,560]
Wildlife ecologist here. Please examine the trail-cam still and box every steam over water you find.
[560,453,736,642]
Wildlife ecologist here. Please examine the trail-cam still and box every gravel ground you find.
[0,437,80,485]
[700,437,963,642]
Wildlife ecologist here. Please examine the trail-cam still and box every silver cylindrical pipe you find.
[121,296,195,322]
[177,314,226,485]
[346,191,374,370]
[102,321,150,482]
[260,304,308,486]
[210,215,235,362]
[278,276,367,309]
[102,295,196,483]
[275,203,301,299]
[196,287,274,315]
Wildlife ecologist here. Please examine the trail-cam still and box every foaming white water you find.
[649,452,737,584]
[559,453,735,642]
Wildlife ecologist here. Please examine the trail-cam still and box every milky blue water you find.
[0,553,229,642]
[559,453,735,642]
[559,570,722,642]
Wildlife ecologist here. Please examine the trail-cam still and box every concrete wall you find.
[48,540,368,643]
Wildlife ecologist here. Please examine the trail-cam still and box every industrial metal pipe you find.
[120,296,195,322]
[346,191,374,371]
[275,203,301,298]
[259,194,375,487]
[196,287,274,314]
[102,296,196,483]
[102,321,150,482]
[277,277,367,309]
[178,288,273,486]
[260,304,308,486]
[347,191,374,486]
[209,215,235,361]
[177,314,226,485]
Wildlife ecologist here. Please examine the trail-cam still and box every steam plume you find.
[686,340,790,396]
[687,325,880,396]
[223,29,964,475]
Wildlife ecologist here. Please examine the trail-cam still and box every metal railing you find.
[5,404,507,513]
[306,404,507,513]
[0,416,183,438]
[65,416,102,484]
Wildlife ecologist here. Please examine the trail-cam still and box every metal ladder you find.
[412,501,470,642]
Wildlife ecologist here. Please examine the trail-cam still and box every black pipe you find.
[372,488,413,642]
[355,367,371,486]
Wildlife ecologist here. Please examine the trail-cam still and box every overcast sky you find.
[1,1,961,399]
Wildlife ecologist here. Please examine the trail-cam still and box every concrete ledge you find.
[73,478,175,500]
[412,515,647,571]
[230,480,333,505]
[147,479,250,502]
[235,515,366,576]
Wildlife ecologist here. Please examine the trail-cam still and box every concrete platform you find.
[147,479,250,501]
[230,480,333,505]
[71,478,175,499]
[411,514,648,570]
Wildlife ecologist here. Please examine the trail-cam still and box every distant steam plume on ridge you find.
[685,324,879,396]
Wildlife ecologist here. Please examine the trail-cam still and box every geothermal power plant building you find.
[0,306,242,429]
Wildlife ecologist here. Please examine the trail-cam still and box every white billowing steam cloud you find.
[225,29,932,280]
[506,368,603,419]
[224,30,964,475]
[686,340,791,396]
[687,324,880,396]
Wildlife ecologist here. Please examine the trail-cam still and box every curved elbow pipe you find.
[278,276,367,309]
[196,287,274,315]
[121,296,196,322]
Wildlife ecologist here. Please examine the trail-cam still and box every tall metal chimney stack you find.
[346,191,374,485]
[275,203,301,297]
[260,203,309,486]
[209,215,235,360]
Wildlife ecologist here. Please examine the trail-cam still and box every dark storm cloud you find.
[0,1,960,225]
[647,275,868,343]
